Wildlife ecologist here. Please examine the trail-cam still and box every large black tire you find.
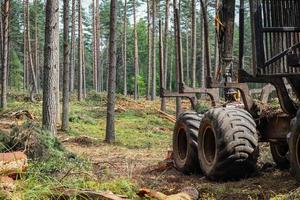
[288,110,300,181]
[270,142,289,170]
[173,111,203,174]
[197,107,259,180]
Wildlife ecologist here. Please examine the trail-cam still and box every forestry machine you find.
[159,0,300,180]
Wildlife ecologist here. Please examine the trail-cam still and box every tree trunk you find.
[23,0,28,90]
[69,0,76,92]
[191,0,196,88]
[42,0,60,134]
[105,0,117,143]
[186,31,189,83]
[133,0,139,100]
[173,0,182,117]
[151,0,156,101]
[1,0,9,110]
[92,0,97,91]
[62,0,70,131]
[200,0,211,88]
[146,0,151,100]
[160,0,169,111]
[0,1,3,90]
[25,0,38,101]
[96,0,102,92]
[34,0,40,92]
[123,0,127,96]
[77,0,83,101]
[82,34,86,98]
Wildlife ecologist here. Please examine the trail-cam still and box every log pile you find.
[0,151,28,178]
[0,152,28,193]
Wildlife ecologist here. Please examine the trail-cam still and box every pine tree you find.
[42,0,59,134]
[62,0,70,131]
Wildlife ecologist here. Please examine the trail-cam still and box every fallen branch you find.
[138,187,199,200]
[156,109,176,123]
[10,110,35,120]
[54,188,129,200]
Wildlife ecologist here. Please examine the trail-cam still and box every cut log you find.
[138,187,199,200]
[54,188,129,200]
[0,152,28,179]
[0,176,15,191]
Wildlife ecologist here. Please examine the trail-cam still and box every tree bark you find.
[23,0,28,90]
[161,0,169,112]
[92,0,97,91]
[62,0,70,131]
[146,0,151,100]
[1,0,9,110]
[133,0,139,100]
[96,0,102,92]
[82,32,86,98]
[42,0,59,134]
[191,0,196,88]
[123,0,127,96]
[173,0,182,117]
[25,0,38,101]
[186,31,189,83]
[151,0,156,101]
[105,0,117,143]
[200,0,211,88]
[34,0,40,92]
[77,0,83,101]
[69,0,76,92]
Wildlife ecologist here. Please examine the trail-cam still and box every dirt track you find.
[63,137,299,199]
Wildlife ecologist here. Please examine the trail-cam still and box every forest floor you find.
[1,92,300,200]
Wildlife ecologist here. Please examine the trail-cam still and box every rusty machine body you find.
[160,0,300,180]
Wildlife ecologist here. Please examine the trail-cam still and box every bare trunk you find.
[151,0,156,100]
[105,0,117,143]
[82,34,86,98]
[92,0,97,91]
[34,0,39,92]
[25,0,38,101]
[42,0,59,134]
[69,0,76,92]
[160,0,169,110]
[123,0,127,96]
[186,32,189,83]
[200,0,211,88]
[96,0,102,92]
[173,0,182,117]
[191,0,196,88]
[62,0,70,131]
[1,0,9,110]
[77,0,83,101]
[23,0,28,90]
[133,0,139,100]
[146,0,151,100]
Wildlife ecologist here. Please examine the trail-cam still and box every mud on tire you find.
[173,111,203,174]
[197,107,259,180]
[288,110,300,181]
